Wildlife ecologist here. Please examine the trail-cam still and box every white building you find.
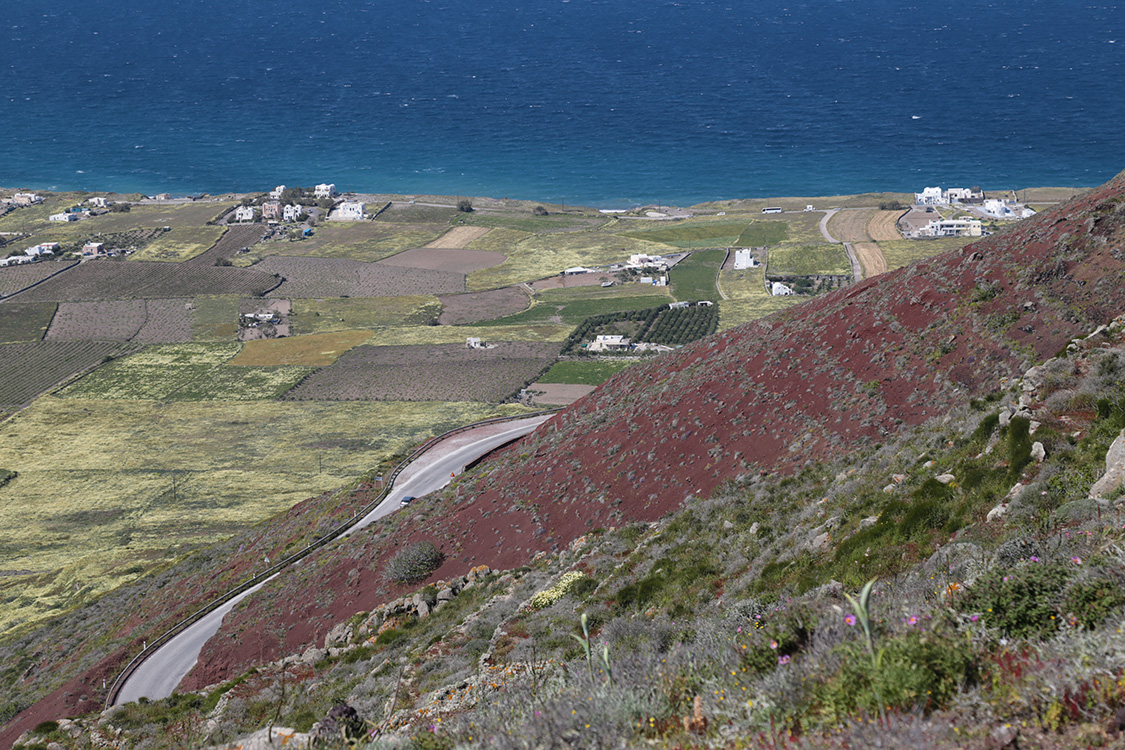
[587,335,631,352]
[282,204,304,222]
[628,254,667,270]
[733,249,760,269]
[921,218,982,238]
[25,244,55,257]
[915,187,945,205]
[233,205,255,222]
[771,281,794,296]
[269,185,286,200]
[85,196,108,208]
[314,183,337,199]
[668,301,690,309]
[12,193,42,206]
[333,201,366,221]
[49,212,79,222]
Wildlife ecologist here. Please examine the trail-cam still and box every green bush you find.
[382,541,445,585]
[1064,578,1125,629]
[816,631,978,720]
[1006,416,1033,481]
[960,561,1070,639]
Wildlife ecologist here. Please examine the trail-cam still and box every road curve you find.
[115,414,552,705]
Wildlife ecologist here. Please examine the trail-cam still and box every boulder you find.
[860,516,879,528]
[1090,430,1125,500]
[986,503,1009,522]
[437,587,455,602]
[205,727,310,750]
[1030,441,1046,463]
[935,473,956,484]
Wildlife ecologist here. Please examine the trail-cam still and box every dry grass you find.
[129,226,225,261]
[371,324,571,346]
[466,233,668,291]
[717,267,803,329]
[826,208,875,243]
[291,296,442,334]
[228,330,373,366]
[0,396,529,634]
[866,210,905,242]
[190,295,241,341]
[465,227,533,253]
[237,223,447,266]
[878,238,975,271]
[425,226,492,248]
[852,241,888,278]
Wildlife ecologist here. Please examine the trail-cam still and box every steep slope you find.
[184,170,1125,688]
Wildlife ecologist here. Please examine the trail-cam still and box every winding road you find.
[115,414,552,705]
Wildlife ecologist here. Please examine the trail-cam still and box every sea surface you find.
[3,0,1124,206]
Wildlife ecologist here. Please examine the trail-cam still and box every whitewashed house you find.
[587,335,631,352]
[282,204,304,222]
[233,205,255,222]
[771,281,794,296]
[733,249,760,269]
[50,212,79,222]
[914,187,946,205]
[334,201,366,221]
[270,185,286,200]
[12,193,43,206]
[921,218,982,237]
[314,183,337,199]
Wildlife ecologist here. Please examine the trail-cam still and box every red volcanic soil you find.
[180,172,1125,688]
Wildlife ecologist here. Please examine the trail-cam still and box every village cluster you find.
[229,184,366,226]
[907,185,1036,238]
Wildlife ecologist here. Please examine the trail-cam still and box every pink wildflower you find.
[778,655,791,665]
[845,614,856,626]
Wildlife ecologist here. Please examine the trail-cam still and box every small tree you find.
[457,199,474,213]
[532,205,549,216]
[382,540,445,584]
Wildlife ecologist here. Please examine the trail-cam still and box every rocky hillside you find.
[4,169,1125,747]
[180,170,1125,688]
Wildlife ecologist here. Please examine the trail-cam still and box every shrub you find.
[457,199,473,213]
[532,205,549,216]
[960,561,1070,639]
[382,541,445,585]
[1064,578,1125,629]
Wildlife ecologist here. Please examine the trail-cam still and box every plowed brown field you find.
[826,208,875,243]
[867,210,906,242]
[424,226,492,248]
[853,241,888,278]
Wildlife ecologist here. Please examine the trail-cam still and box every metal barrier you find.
[103,409,559,708]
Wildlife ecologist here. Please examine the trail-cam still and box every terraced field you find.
[622,220,749,249]
[0,301,57,343]
[283,342,558,402]
[0,341,136,407]
[228,330,373,366]
[867,209,906,241]
[46,299,194,343]
[293,296,443,334]
[258,256,464,297]
[0,261,77,298]
[767,244,851,276]
[14,261,281,301]
[185,224,268,267]
[235,222,447,266]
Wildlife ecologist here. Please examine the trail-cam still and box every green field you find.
[767,244,851,276]
[0,396,531,634]
[130,226,225,261]
[370,323,571,346]
[539,360,636,385]
[0,301,56,343]
[460,212,608,234]
[622,220,749,249]
[669,248,725,301]
[717,295,804,330]
[234,222,448,266]
[878,238,975,271]
[734,220,788,247]
[0,200,235,239]
[56,342,314,401]
[465,233,670,291]
[190,296,241,341]
[292,296,443,334]
[464,227,533,253]
[480,285,673,327]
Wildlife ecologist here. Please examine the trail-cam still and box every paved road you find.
[115,414,552,705]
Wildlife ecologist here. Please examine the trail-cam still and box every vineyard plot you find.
[45,299,194,343]
[0,260,78,298]
[257,256,464,298]
[561,303,719,355]
[14,261,281,301]
[283,342,559,402]
[0,341,136,406]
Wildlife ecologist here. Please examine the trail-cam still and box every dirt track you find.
[424,226,492,249]
[853,242,888,277]
[867,210,906,242]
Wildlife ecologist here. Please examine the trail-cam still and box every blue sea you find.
[3,0,1124,206]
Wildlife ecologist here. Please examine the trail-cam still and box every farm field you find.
[621,220,749,249]
[0,396,531,634]
[867,210,905,242]
[669,248,725,301]
[378,247,505,273]
[465,232,668,291]
[292,296,442,334]
[46,298,194,343]
[691,191,914,213]
[283,342,558,402]
[481,285,673,327]
[735,220,789,247]
[0,261,77,298]
[878,237,975,271]
[424,225,492,248]
[717,294,804,330]
[0,341,136,407]
[826,208,876,243]
[190,296,241,341]
[228,330,373,366]
[14,261,281,301]
[0,301,57,343]
[129,226,225,262]
[460,212,608,234]
[374,203,460,224]
[438,288,529,326]
[257,256,464,298]
[235,222,447,266]
[367,324,570,347]
[767,244,851,276]
[184,224,267,267]
[852,242,888,278]
[539,359,636,385]
[464,227,532,254]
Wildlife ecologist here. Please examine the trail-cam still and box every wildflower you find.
[778,655,791,665]
[1071,556,1082,565]
[770,639,778,650]
[1030,556,1040,562]
[907,615,918,626]
[970,614,979,622]
[845,614,856,626]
